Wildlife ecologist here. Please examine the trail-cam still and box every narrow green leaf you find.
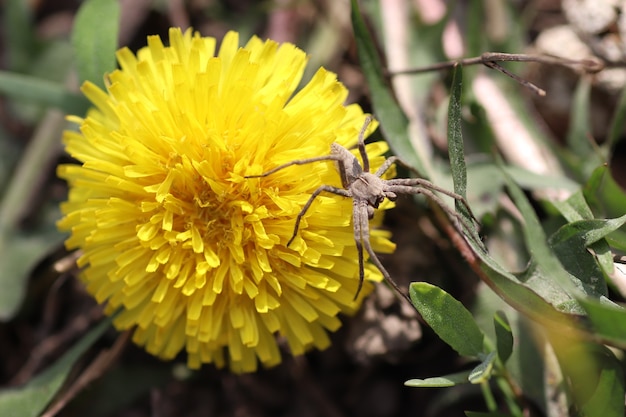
[548,215,626,298]
[405,370,471,388]
[566,78,595,158]
[552,192,616,283]
[448,65,466,199]
[501,164,580,298]
[504,165,579,193]
[0,71,88,115]
[476,246,578,329]
[551,190,594,221]
[468,351,497,384]
[607,85,626,151]
[549,215,626,248]
[71,0,120,88]
[465,0,484,57]
[409,282,485,357]
[493,311,513,363]
[350,0,427,176]
[0,315,114,417]
[454,161,580,329]
[585,164,626,219]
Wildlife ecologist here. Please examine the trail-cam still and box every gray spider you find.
[246,116,476,301]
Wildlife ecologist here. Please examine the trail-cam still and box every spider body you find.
[246,116,476,302]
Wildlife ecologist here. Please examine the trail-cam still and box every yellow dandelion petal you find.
[58,27,396,373]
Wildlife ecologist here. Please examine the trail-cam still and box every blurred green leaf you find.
[468,351,496,384]
[493,311,513,363]
[579,299,626,349]
[551,190,594,221]
[582,364,625,417]
[409,282,485,357]
[0,71,88,116]
[71,365,171,417]
[3,0,40,71]
[466,162,579,219]
[465,0,484,57]
[72,0,120,88]
[404,370,471,388]
[567,78,602,170]
[466,412,518,417]
[0,228,66,321]
[606,85,626,152]
[0,315,113,417]
[551,338,624,417]
[350,0,427,176]
[0,110,68,321]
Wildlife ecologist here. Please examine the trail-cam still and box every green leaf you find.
[0,315,114,417]
[551,191,616,282]
[607,85,626,151]
[475,246,578,329]
[584,164,626,219]
[0,71,88,115]
[0,108,70,321]
[566,78,597,162]
[0,229,66,321]
[468,351,496,384]
[551,190,594,221]
[548,216,626,298]
[493,311,513,363]
[581,356,625,417]
[551,338,624,417]
[501,164,580,298]
[579,298,626,348]
[405,370,471,388]
[552,214,626,248]
[453,157,580,330]
[409,282,485,357]
[71,0,120,88]
[3,0,40,72]
[350,0,427,176]
[448,65,467,199]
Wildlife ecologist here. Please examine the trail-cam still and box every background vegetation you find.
[1,0,626,416]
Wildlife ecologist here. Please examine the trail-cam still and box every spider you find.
[246,116,477,302]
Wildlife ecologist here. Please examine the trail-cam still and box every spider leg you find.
[245,154,343,178]
[378,157,480,221]
[353,201,412,303]
[353,200,366,299]
[357,116,373,173]
[385,178,479,224]
[287,185,352,247]
[386,184,483,248]
[379,155,424,178]
[374,156,400,178]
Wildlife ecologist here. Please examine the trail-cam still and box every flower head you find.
[58,27,395,373]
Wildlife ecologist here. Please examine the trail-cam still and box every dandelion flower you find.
[58,27,395,373]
